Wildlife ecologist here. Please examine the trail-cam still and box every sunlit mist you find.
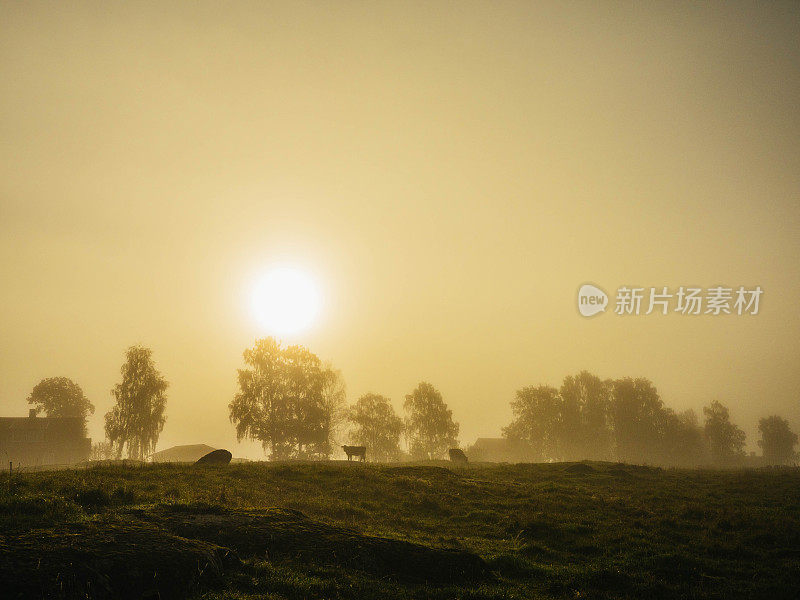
[250,266,322,337]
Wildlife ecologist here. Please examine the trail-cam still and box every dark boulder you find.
[193,449,232,466]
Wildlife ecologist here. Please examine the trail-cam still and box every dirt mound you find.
[612,463,662,475]
[0,521,234,600]
[631,464,662,474]
[384,465,458,479]
[140,506,490,585]
[564,463,597,474]
[607,467,634,478]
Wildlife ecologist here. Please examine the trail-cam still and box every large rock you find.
[193,449,232,466]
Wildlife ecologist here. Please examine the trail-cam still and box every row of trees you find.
[333,383,460,461]
[501,371,798,467]
[23,341,799,466]
[27,346,168,461]
[228,338,460,460]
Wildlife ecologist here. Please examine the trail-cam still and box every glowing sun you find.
[251,266,322,336]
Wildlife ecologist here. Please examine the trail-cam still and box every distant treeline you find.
[494,371,797,467]
[25,340,799,467]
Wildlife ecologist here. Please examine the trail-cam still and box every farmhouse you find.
[0,409,91,467]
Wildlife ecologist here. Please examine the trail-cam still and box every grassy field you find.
[1,461,799,599]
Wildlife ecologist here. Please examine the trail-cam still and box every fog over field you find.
[1,2,799,460]
[3,4,800,600]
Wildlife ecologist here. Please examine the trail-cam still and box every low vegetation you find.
[1,461,799,599]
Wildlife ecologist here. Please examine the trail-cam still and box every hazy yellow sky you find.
[2,2,799,457]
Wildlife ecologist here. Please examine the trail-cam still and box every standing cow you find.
[342,445,367,462]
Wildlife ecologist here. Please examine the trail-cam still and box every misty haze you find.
[1,2,799,599]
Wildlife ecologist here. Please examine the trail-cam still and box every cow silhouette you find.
[342,445,366,461]
[448,448,468,465]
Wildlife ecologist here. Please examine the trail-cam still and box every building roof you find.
[0,414,85,433]
[150,444,217,463]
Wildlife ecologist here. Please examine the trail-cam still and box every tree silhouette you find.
[703,401,746,466]
[89,441,113,461]
[284,344,330,459]
[404,382,458,460]
[104,346,168,460]
[657,408,707,466]
[229,337,338,460]
[348,394,404,461]
[27,377,94,436]
[610,378,665,464]
[758,416,798,465]
[559,372,612,460]
[322,366,348,454]
[502,385,562,461]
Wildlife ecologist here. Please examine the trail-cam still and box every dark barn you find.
[0,409,90,467]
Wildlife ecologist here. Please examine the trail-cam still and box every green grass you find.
[1,461,799,599]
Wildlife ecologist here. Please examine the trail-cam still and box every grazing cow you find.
[449,448,468,465]
[342,445,367,462]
